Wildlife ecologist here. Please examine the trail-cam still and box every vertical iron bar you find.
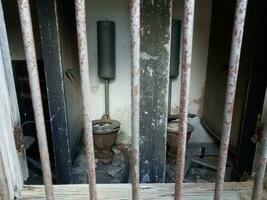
[130,0,140,199]
[17,0,54,199]
[214,0,248,199]
[74,0,97,199]
[174,0,195,199]
[252,118,267,200]
[105,80,110,117]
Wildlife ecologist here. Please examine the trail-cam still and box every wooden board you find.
[19,182,265,200]
[0,1,24,199]
[0,147,10,200]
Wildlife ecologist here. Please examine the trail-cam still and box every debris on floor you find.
[71,145,129,184]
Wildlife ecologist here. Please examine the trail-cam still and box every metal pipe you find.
[17,0,54,199]
[174,0,195,199]
[74,0,97,199]
[252,118,267,200]
[130,0,140,199]
[105,80,110,117]
[214,0,248,199]
[168,79,172,115]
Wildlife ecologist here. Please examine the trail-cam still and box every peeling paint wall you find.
[139,0,172,183]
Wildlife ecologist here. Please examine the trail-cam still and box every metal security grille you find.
[13,0,267,200]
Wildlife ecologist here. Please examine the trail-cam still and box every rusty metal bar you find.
[74,0,97,199]
[174,0,195,199]
[130,0,140,199]
[252,118,267,200]
[17,0,54,199]
[214,0,248,199]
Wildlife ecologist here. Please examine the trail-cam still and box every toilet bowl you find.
[93,118,120,163]
[167,120,194,158]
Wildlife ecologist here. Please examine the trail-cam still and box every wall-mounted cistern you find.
[92,20,121,164]
[168,20,181,116]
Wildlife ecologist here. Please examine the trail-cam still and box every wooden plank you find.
[19,182,262,200]
[0,147,10,200]
[0,1,24,199]
[139,0,172,183]
[0,1,21,126]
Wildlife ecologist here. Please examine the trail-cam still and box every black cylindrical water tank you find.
[97,21,116,79]
[169,20,181,78]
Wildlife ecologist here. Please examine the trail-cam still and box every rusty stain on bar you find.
[174,0,195,199]
[252,118,267,200]
[214,0,248,199]
[130,0,140,199]
[74,0,97,199]
[17,0,54,199]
